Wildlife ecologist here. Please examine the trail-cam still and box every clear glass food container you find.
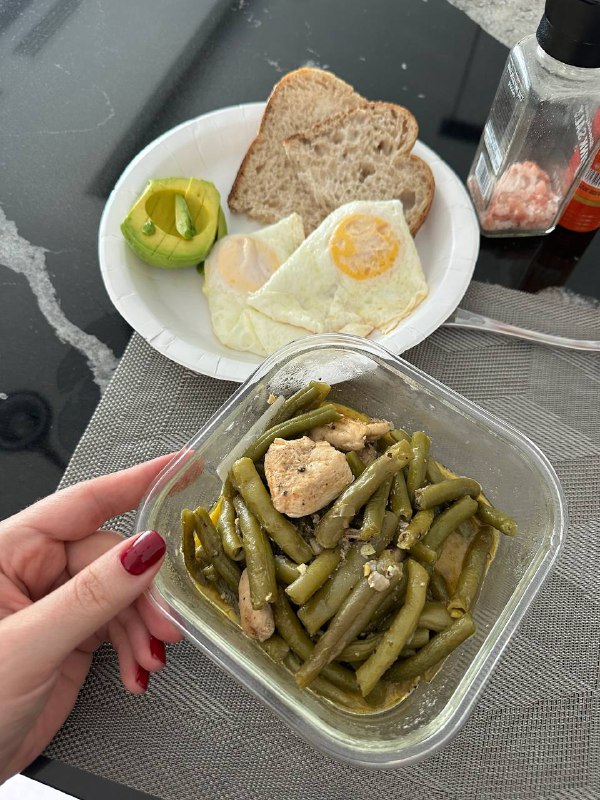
[136,334,566,768]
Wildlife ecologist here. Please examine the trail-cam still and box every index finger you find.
[3,453,177,542]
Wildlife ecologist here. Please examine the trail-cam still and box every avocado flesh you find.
[121,177,221,269]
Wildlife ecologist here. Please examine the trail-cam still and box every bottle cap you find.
[537,0,600,68]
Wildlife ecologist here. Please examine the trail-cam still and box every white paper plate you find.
[99,103,479,382]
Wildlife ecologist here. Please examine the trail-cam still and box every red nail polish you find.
[150,636,166,664]
[136,664,149,691]
[120,530,166,576]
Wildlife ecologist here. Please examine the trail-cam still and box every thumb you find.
[6,530,166,672]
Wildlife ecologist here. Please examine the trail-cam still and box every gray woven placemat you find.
[45,282,600,800]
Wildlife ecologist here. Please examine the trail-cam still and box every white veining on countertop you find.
[0,207,118,392]
[445,0,544,48]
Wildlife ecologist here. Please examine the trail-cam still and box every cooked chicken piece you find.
[309,417,392,452]
[358,443,379,466]
[264,436,353,518]
[238,569,275,642]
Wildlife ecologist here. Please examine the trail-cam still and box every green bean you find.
[421,496,478,552]
[359,478,392,540]
[299,510,398,635]
[338,628,429,664]
[386,614,476,681]
[356,559,429,695]
[286,547,341,605]
[390,469,412,521]
[406,431,431,502]
[245,404,341,461]
[231,458,313,564]
[346,450,366,478]
[429,570,450,603]
[448,526,494,618]
[284,653,368,711]
[418,601,453,632]
[426,458,445,484]
[295,568,403,688]
[195,542,209,567]
[377,432,397,450]
[233,495,277,609]
[260,633,290,662]
[217,481,244,561]
[203,564,218,583]
[477,501,518,537]
[193,508,242,594]
[328,401,370,422]
[367,574,408,633]
[390,428,411,443]
[274,554,300,585]
[410,541,437,565]
[181,508,201,579]
[397,509,435,550]
[414,478,482,511]
[272,588,357,692]
[270,381,331,426]
[407,627,430,650]
[316,440,411,548]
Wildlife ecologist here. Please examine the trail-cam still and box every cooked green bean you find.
[328,401,370,422]
[217,480,244,561]
[418,601,453,632]
[295,567,403,688]
[386,614,476,681]
[346,450,366,478]
[390,469,412,521]
[410,541,438,565]
[429,570,450,603]
[426,458,445,484]
[390,428,411,443]
[286,547,341,605]
[193,507,242,593]
[448,526,494,618]
[260,633,290,662]
[272,588,357,692]
[231,458,313,564]
[270,381,331,425]
[359,478,392,540]
[356,559,429,696]
[338,627,429,664]
[377,432,397,450]
[202,564,218,583]
[477,501,518,537]
[406,431,431,502]
[245,404,341,462]
[397,509,435,550]
[284,653,368,711]
[421,495,478,552]
[274,554,300,585]
[299,510,399,635]
[195,542,209,567]
[182,508,201,579]
[233,495,277,609]
[368,574,408,633]
[414,478,482,510]
[316,440,411,548]
[407,627,430,650]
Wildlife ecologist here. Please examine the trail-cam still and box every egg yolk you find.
[329,214,401,280]
[216,236,280,292]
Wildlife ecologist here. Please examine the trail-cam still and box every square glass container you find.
[137,334,566,768]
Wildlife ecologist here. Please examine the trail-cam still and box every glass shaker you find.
[467,0,600,237]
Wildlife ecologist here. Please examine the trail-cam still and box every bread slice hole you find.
[358,162,376,182]
[376,139,392,156]
[399,189,416,209]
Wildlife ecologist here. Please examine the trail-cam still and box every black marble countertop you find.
[1,0,599,797]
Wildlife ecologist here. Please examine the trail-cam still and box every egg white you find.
[203,214,310,355]
[247,200,428,336]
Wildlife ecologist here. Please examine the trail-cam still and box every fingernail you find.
[120,530,166,576]
[136,664,149,691]
[150,636,166,664]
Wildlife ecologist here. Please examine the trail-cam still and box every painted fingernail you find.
[120,530,166,576]
[150,636,166,664]
[136,664,149,691]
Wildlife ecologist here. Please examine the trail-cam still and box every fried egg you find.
[248,200,428,336]
[203,214,310,355]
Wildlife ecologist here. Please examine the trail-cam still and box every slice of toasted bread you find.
[228,68,364,228]
[284,102,434,235]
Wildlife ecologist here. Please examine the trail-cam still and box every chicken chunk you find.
[309,417,392,452]
[264,436,353,518]
[238,568,275,642]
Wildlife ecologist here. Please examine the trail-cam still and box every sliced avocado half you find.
[121,177,222,269]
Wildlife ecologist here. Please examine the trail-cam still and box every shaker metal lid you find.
[537,0,600,68]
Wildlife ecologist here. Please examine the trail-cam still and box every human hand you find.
[0,455,184,782]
